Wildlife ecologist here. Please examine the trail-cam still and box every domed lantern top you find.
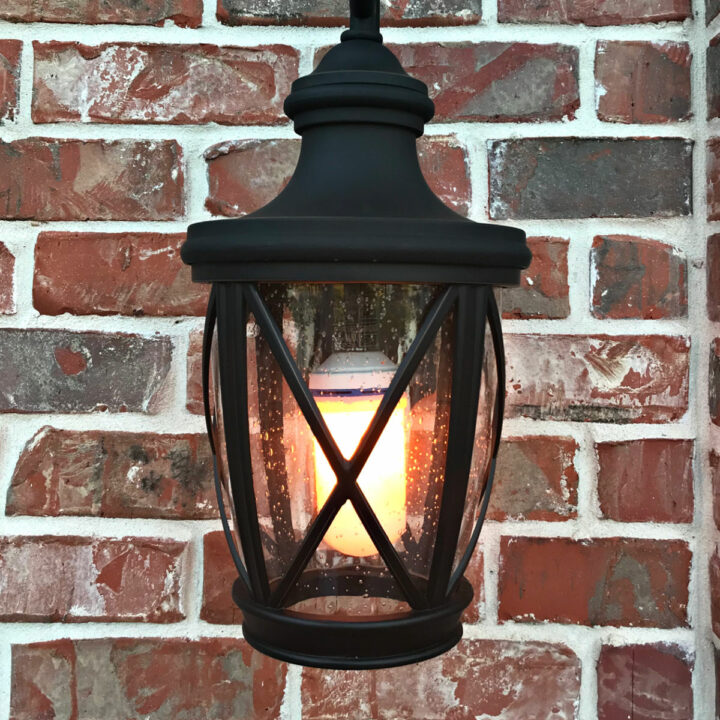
[182,0,530,670]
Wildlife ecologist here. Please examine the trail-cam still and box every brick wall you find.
[0,1,718,719]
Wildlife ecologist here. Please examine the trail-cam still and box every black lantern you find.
[182,0,530,670]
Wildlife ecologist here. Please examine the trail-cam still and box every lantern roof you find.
[181,0,530,286]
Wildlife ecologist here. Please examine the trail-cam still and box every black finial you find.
[342,0,382,42]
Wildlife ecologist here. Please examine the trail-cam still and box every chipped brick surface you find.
[0,138,183,221]
[0,329,172,413]
[0,242,15,314]
[710,235,720,322]
[596,439,694,523]
[0,0,202,25]
[710,139,720,221]
[205,135,471,217]
[7,428,216,519]
[218,0,481,26]
[386,43,579,122]
[301,640,580,719]
[498,536,690,627]
[33,42,299,125]
[488,436,579,521]
[595,41,691,123]
[489,138,693,219]
[201,531,244,624]
[497,0,690,25]
[34,232,208,316]
[0,536,186,622]
[10,638,286,719]
[501,237,570,319]
[591,235,687,319]
[505,334,690,423]
[0,40,21,122]
[597,644,693,720]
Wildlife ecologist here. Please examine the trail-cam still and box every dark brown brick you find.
[709,235,720,322]
[0,329,172,413]
[710,139,720,221]
[711,338,720,426]
[712,548,720,638]
[596,41,691,123]
[709,0,720,24]
[709,35,720,120]
[489,138,693,219]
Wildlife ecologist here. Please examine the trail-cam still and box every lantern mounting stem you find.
[342,0,381,42]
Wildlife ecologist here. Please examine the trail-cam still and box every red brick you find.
[709,36,720,120]
[710,139,720,221]
[0,329,172,413]
[597,644,693,720]
[0,535,186,622]
[218,0,481,26]
[387,43,579,122]
[187,328,203,415]
[0,40,21,122]
[488,436,578,521]
[0,242,15,314]
[505,334,690,423]
[498,536,690,627]
[712,339,720,426]
[710,235,720,322]
[591,235,687,319]
[7,428,216,519]
[497,0,690,25]
[712,450,720,530]
[462,546,484,623]
[712,548,720,638]
[34,232,207,317]
[0,138,183,221]
[301,639,580,719]
[596,42,691,123]
[490,138,692,219]
[596,439,693,523]
[0,0,202,25]
[501,237,570,319]
[716,646,720,720]
[202,530,243,624]
[10,638,286,720]
[205,135,471,218]
[33,42,298,125]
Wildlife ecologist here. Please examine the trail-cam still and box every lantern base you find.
[232,574,473,670]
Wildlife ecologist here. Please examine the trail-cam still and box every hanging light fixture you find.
[182,0,530,669]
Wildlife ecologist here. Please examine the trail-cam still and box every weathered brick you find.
[10,638,286,720]
[711,339,720,426]
[33,232,207,317]
[0,242,15,314]
[0,139,183,221]
[712,450,720,530]
[497,0,690,25]
[0,0,202,25]
[710,139,720,221]
[7,428,216,519]
[0,536,186,622]
[202,530,243,624]
[709,0,720,25]
[205,135,471,218]
[596,439,694,523]
[0,329,172,413]
[462,547,484,623]
[505,334,690,423]
[187,328,203,415]
[710,235,720,322]
[218,0,481,26]
[709,36,720,120]
[591,235,687,319]
[33,42,298,125]
[387,43,579,122]
[488,436,578,521]
[596,42,691,123]
[498,536,690,627]
[489,138,692,219]
[0,40,21,122]
[712,548,720,637]
[501,237,570,319]
[597,644,693,720]
[301,640,580,719]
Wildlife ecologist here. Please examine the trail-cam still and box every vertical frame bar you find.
[427,286,489,605]
[216,283,270,602]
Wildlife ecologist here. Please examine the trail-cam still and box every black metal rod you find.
[217,284,270,602]
[427,287,488,605]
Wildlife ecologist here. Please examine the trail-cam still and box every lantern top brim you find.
[182,216,529,285]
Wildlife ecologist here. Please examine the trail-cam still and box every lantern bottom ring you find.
[232,572,473,670]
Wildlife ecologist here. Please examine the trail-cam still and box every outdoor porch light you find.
[181,0,530,669]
